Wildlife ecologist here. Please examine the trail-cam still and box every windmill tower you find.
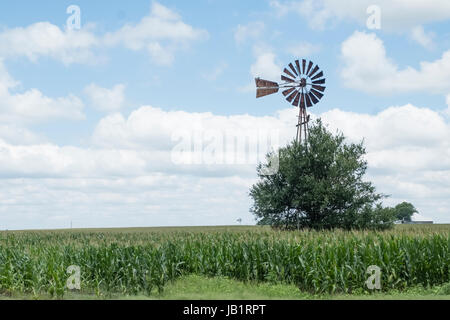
[255,59,326,144]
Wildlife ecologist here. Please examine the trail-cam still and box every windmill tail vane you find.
[255,59,326,144]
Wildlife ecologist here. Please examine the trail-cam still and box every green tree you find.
[394,202,417,222]
[250,119,396,230]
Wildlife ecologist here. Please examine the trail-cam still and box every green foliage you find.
[438,283,450,295]
[250,119,395,230]
[0,225,448,297]
[394,202,418,222]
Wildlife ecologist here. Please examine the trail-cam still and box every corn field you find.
[0,225,448,297]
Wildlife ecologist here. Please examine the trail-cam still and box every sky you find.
[0,0,449,229]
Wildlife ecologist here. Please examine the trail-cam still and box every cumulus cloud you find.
[91,103,450,180]
[84,83,126,112]
[270,0,450,31]
[286,42,321,57]
[319,105,450,223]
[103,2,208,65]
[410,25,435,48]
[0,124,44,145]
[446,94,450,116]
[146,42,174,66]
[1,103,450,227]
[2,105,292,177]
[250,51,281,80]
[239,46,281,92]
[0,60,84,123]
[0,175,255,230]
[92,106,291,163]
[0,2,206,66]
[239,46,282,92]
[0,22,99,65]
[320,105,450,159]
[0,103,450,228]
[202,62,228,81]
[0,139,148,178]
[234,22,265,45]
[340,31,450,95]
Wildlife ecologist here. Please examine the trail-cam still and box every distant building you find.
[404,213,434,224]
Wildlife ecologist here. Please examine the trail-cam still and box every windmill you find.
[255,59,326,144]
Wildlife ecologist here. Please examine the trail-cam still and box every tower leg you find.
[296,106,302,143]
[296,107,309,145]
[303,107,308,143]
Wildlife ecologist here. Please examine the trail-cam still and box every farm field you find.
[0,225,449,300]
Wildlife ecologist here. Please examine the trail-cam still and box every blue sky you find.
[0,0,449,229]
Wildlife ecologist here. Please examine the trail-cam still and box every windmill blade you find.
[306,61,313,76]
[308,92,319,104]
[312,85,326,92]
[295,60,301,76]
[300,92,305,109]
[286,89,298,103]
[283,68,296,79]
[281,75,296,83]
[311,71,323,81]
[282,87,296,96]
[289,63,298,76]
[293,91,301,106]
[255,78,279,88]
[302,59,307,74]
[312,78,326,85]
[256,88,279,98]
[305,93,313,107]
[310,88,323,99]
[308,65,319,77]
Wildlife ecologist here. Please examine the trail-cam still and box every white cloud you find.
[0,139,148,178]
[84,83,126,112]
[0,103,450,228]
[202,62,228,81]
[0,175,255,230]
[147,42,174,66]
[410,25,435,48]
[318,105,450,223]
[234,22,265,45]
[0,60,84,123]
[0,124,44,145]
[0,2,206,66]
[103,2,208,65]
[250,51,281,80]
[92,105,292,154]
[269,0,291,17]
[0,105,290,229]
[239,46,282,92]
[445,94,450,117]
[0,22,98,65]
[320,105,449,154]
[270,0,450,31]
[286,42,321,57]
[340,31,450,95]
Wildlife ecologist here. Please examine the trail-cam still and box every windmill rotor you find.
[255,59,326,144]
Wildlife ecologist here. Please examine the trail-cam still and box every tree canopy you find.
[394,202,417,222]
[250,119,396,230]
